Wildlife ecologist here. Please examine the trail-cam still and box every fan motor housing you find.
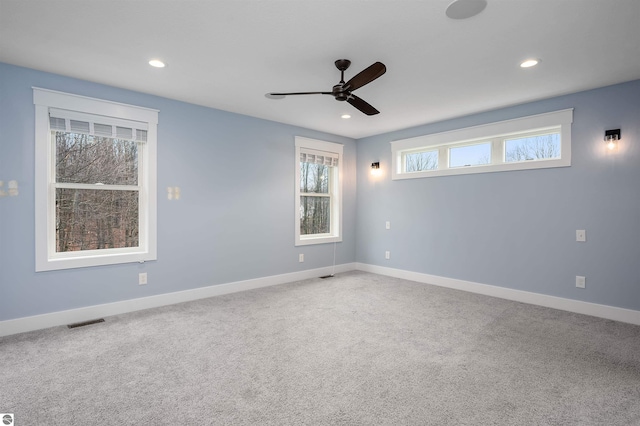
[332,84,349,101]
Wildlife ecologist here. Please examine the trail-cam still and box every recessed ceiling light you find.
[148,59,165,68]
[520,59,539,68]
[341,114,351,119]
[446,0,487,20]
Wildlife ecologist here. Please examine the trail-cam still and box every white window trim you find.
[33,87,158,271]
[391,109,573,180]
[295,137,343,246]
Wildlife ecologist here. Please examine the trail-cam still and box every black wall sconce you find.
[605,129,621,150]
[371,162,381,176]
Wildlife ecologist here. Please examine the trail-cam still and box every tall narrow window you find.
[34,88,158,271]
[295,137,343,246]
[300,160,331,235]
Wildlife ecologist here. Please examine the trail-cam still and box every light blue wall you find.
[0,62,357,321]
[356,80,640,311]
[2,60,639,323]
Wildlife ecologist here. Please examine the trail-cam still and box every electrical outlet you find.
[139,272,147,285]
[576,276,585,289]
[385,251,390,260]
[386,221,391,230]
[299,253,304,263]
[576,230,586,242]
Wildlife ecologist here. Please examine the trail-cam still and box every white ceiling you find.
[1,0,639,139]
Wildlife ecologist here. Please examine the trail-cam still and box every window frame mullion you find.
[53,182,141,191]
[300,192,331,198]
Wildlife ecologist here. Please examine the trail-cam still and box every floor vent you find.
[67,318,105,329]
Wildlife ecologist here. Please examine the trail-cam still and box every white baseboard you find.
[356,263,640,326]
[4,262,638,337]
[0,263,357,337]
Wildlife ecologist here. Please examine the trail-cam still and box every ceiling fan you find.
[266,59,387,115]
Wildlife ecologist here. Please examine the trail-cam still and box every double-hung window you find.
[295,137,343,246]
[34,88,158,271]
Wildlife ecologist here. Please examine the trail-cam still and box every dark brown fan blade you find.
[266,92,332,99]
[344,62,386,92]
[347,94,380,115]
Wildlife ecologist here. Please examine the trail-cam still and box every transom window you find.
[449,142,492,168]
[504,131,560,163]
[34,88,158,271]
[405,149,438,172]
[295,137,343,246]
[392,109,573,179]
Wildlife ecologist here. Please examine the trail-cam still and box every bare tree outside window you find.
[300,162,330,235]
[55,132,139,252]
[405,151,438,172]
[505,134,560,162]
